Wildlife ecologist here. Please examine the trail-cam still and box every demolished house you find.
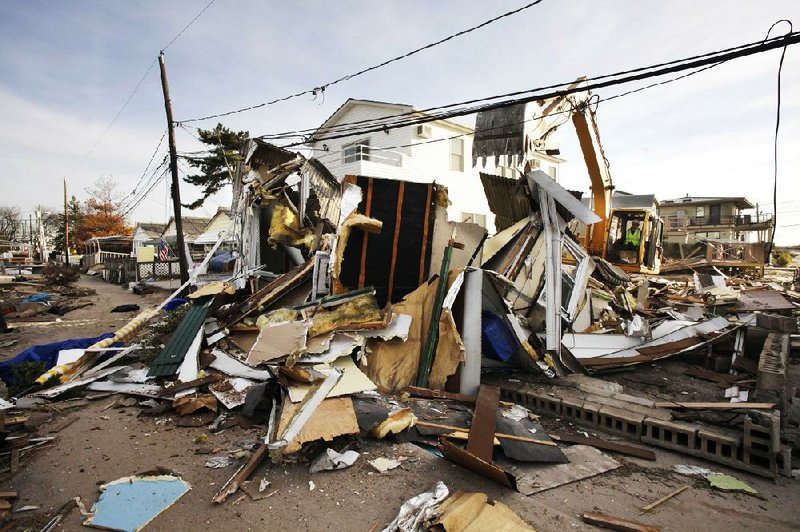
[1,85,798,531]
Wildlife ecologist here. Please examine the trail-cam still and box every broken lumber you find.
[640,485,690,514]
[582,511,661,532]
[549,433,656,461]
[415,421,557,447]
[156,374,225,397]
[655,402,776,410]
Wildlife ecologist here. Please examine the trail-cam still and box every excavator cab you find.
[605,208,663,274]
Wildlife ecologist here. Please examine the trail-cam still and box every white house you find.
[306,99,563,234]
[194,207,234,251]
[132,222,164,255]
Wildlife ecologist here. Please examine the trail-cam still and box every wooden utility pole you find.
[63,178,70,265]
[158,51,190,284]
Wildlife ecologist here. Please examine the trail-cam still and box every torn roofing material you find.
[84,474,191,532]
[479,173,532,232]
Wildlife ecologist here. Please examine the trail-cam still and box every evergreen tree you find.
[182,123,249,209]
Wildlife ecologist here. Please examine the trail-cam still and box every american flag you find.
[158,240,170,261]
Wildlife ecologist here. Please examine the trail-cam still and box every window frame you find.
[342,138,371,164]
[450,138,464,172]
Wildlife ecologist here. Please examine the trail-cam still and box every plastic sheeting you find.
[0,333,114,386]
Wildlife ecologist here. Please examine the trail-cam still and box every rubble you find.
[1,143,799,530]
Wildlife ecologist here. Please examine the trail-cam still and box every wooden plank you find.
[418,184,433,285]
[640,485,690,514]
[582,511,661,532]
[0,492,17,499]
[357,177,374,289]
[684,366,740,385]
[386,180,405,303]
[466,384,500,462]
[655,402,776,410]
[415,421,557,447]
[549,433,656,461]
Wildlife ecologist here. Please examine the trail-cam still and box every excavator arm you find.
[570,96,613,255]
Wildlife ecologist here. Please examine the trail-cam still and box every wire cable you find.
[161,0,216,52]
[247,31,798,146]
[271,31,800,147]
[179,0,546,123]
[765,20,792,259]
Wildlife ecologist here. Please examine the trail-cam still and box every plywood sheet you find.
[514,445,620,495]
[276,397,360,454]
[287,355,377,402]
[246,321,308,365]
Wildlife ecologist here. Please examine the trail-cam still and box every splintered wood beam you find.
[582,511,662,532]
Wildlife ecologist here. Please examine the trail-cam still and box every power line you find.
[162,0,216,52]
[119,131,168,204]
[267,30,800,147]
[766,19,792,256]
[252,32,785,143]
[179,0,547,123]
[69,0,216,175]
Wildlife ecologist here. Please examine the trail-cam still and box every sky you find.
[1,0,799,243]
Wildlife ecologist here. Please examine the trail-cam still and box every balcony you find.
[343,144,403,167]
[665,213,773,232]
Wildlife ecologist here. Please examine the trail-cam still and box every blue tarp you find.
[209,252,234,273]
[0,333,115,386]
[22,294,50,303]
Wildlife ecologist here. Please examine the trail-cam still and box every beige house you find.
[194,207,234,251]
[659,196,773,245]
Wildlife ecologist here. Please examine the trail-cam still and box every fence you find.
[136,260,182,281]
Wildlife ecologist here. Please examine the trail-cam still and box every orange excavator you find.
[473,77,664,278]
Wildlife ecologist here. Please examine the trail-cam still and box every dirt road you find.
[1,276,799,531]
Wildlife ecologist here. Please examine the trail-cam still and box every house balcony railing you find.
[343,144,403,167]
[665,213,774,232]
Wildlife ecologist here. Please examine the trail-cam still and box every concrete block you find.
[612,392,657,409]
[756,313,798,333]
[757,332,789,392]
[697,429,739,460]
[597,406,646,438]
[642,418,698,451]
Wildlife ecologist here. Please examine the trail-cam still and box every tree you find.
[52,195,85,253]
[182,123,249,209]
[81,177,131,240]
[0,206,21,242]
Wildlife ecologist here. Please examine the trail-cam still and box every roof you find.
[163,216,212,241]
[135,222,165,238]
[308,98,473,143]
[660,196,754,209]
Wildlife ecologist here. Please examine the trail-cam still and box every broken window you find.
[450,138,464,172]
[696,205,705,218]
[343,139,370,163]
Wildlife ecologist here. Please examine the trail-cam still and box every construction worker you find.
[625,221,642,249]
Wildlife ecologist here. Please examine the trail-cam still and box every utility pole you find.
[63,178,70,265]
[28,214,33,258]
[158,51,190,284]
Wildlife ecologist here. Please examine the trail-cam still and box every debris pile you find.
[0,144,798,530]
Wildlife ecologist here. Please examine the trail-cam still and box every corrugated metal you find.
[148,300,211,377]
[479,173,531,231]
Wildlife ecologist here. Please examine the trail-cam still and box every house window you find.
[709,231,720,239]
[343,139,370,163]
[460,212,486,228]
[450,138,464,172]
[696,206,705,218]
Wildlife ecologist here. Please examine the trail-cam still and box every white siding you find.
[310,102,503,233]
